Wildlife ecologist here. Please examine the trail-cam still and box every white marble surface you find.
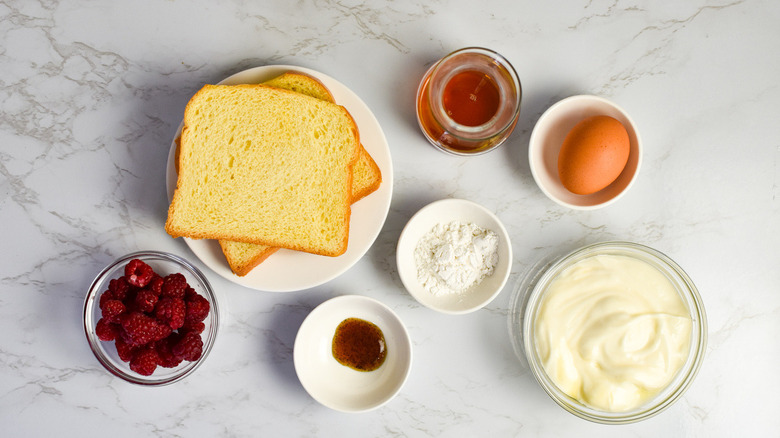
[2,0,778,436]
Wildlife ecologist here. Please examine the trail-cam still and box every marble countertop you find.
[2,0,778,436]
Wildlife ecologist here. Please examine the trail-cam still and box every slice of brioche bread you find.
[166,83,360,256]
[264,71,335,101]
[218,72,382,276]
[172,72,335,177]
[351,149,382,202]
[218,240,280,276]
[170,73,382,276]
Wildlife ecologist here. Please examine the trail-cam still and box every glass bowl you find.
[416,47,522,156]
[83,251,219,385]
[508,241,706,424]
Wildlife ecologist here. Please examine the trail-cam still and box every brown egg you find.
[557,115,630,195]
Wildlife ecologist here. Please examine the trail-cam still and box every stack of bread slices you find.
[166,72,382,276]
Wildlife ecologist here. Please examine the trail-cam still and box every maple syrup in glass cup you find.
[416,47,521,155]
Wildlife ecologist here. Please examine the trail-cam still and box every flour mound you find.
[414,221,499,296]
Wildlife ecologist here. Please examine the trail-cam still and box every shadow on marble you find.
[260,292,332,393]
[394,51,453,142]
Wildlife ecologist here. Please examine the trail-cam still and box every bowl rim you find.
[83,250,219,386]
[510,241,707,424]
[396,198,513,314]
[528,94,643,210]
[293,294,413,412]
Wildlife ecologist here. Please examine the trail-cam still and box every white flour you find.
[414,221,499,296]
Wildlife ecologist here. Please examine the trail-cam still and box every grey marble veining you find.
[1,0,779,436]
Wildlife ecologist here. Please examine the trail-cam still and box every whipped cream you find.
[534,254,692,412]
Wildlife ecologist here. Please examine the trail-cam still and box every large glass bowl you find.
[509,241,707,424]
[83,251,219,386]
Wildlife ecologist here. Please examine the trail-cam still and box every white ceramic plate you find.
[528,95,642,210]
[396,198,513,314]
[293,295,412,413]
[165,65,393,291]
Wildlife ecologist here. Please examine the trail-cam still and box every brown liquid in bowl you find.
[332,318,387,372]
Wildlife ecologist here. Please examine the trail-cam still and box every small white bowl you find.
[293,295,412,413]
[396,198,513,314]
[529,95,642,210]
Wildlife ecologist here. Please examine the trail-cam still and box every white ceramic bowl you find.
[396,198,513,314]
[293,295,412,413]
[529,95,642,210]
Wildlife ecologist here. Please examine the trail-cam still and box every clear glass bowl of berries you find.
[83,251,219,385]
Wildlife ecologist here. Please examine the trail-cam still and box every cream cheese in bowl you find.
[510,241,707,424]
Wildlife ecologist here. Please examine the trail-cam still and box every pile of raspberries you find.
[95,258,210,376]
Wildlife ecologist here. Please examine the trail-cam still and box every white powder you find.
[414,221,499,296]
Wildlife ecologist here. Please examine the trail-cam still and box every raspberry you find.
[95,318,119,341]
[184,286,195,299]
[134,288,159,313]
[172,331,204,362]
[155,297,186,330]
[99,290,115,308]
[100,299,126,323]
[147,275,163,296]
[125,259,154,288]
[96,261,208,377]
[122,288,139,311]
[129,347,159,376]
[107,277,130,300]
[120,311,169,346]
[161,273,187,299]
[180,321,205,335]
[185,292,210,324]
[154,336,183,368]
[114,337,138,362]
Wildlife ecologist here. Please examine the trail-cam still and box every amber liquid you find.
[332,318,387,372]
[417,66,517,153]
[442,71,500,126]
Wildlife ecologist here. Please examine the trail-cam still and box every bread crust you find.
[218,241,280,276]
[350,148,383,203]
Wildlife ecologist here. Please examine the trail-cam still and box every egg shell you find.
[557,115,630,195]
